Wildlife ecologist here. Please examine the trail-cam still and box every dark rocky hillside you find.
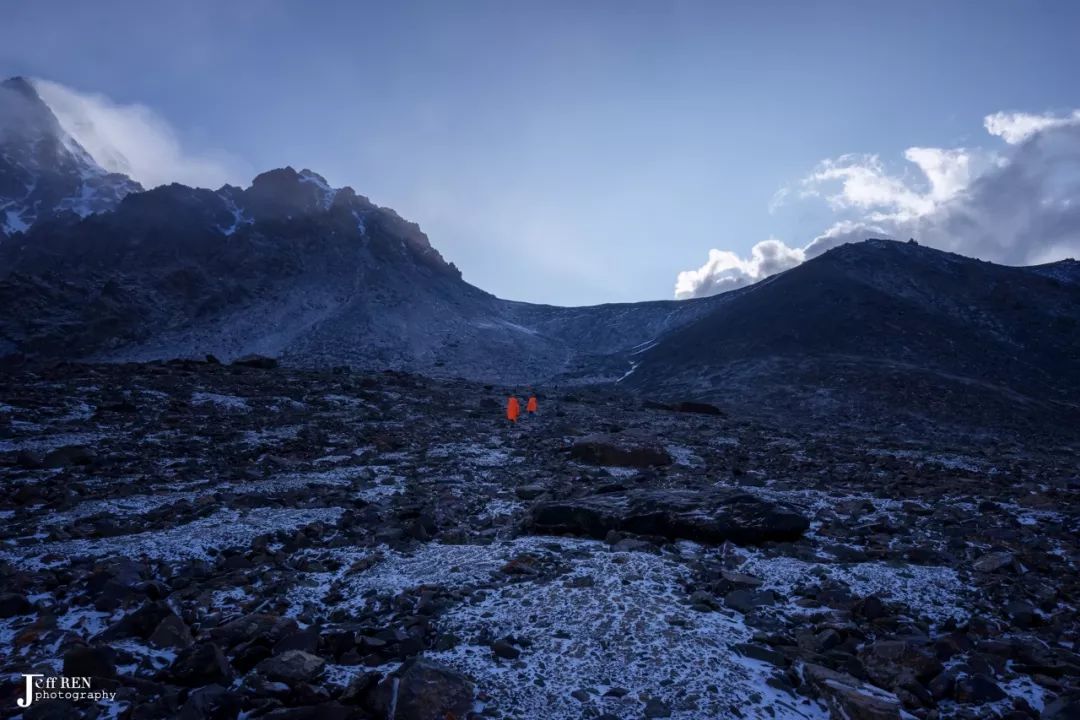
[623,240,1080,438]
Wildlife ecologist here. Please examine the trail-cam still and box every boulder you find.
[177,684,242,720]
[62,644,116,679]
[953,673,1006,703]
[858,640,942,689]
[168,642,233,686]
[210,613,298,649]
[803,663,902,720]
[671,401,724,416]
[569,434,672,468]
[973,551,1014,573]
[257,650,326,683]
[149,614,194,649]
[527,488,809,544]
[42,444,96,468]
[366,658,474,720]
[231,354,279,369]
[0,592,32,618]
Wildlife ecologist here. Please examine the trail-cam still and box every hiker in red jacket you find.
[506,396,521,423]
[526,394,538,414]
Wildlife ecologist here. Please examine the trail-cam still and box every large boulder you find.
[569,434,672,468]
[526,488,809,544]
[231,354,278,369]
[803,663,902,720]
[256,650,326,683]
[366,658,474,720]
[858,640,942,689]
[168,642,233,686]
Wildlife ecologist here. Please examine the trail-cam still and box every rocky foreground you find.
[0,360,1077,720]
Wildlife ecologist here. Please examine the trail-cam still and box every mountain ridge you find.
[1,75,1078,438]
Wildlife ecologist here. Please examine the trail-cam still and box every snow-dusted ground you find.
[1,507,343,570]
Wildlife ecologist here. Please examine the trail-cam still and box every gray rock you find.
[569,434,672,468]
[367,658,474,720]
[527,488,809,545]
[257,650,327,683]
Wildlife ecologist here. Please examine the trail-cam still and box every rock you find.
[149,614,194,649]
[859,640,942,689]
[232,354,279,369]
[98,601,175,641]
[210,613,298,649]
[22,701,77,720]
[338,672,379,705]
[177,684,242,720]
[515,484,547,500]
[367,658,474,720]
[724,589,776,613]
[257,650,327,683]
[853,595,887,620]
[1043,693,1080,720]
[643,697,672,718]
[1006,600,1039,628]
[803,663,902,720]
[734,642,788,667]
[62,644,116,678]
[527,488,809,544]
[671,401,724,416]
[42,444,96,468]
[0,592,32,618]
[274,625,321,654]
[169,642,233,686]
[954,673,1007,703]
[569,434,672,468]
[973,551,1014,573]
[260,704,361,720]
[491,639,520,660]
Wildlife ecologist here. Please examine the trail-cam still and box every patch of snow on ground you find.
[191,392,250,412]
[428,538,828,719]
[738,552,968,626]
[666,444,704,467]
[867,448,985,473]
[427,442,517,468]
[479,499,524,520]
[288,538,827,719]
[0,432,108,453]
[1,507,343,569]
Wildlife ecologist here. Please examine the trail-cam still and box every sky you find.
[2,1,1079,305]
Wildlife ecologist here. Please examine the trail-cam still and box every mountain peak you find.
[0,76,142,234]
[1,76,39,100]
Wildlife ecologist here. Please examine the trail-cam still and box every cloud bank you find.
[32,79,248,190]
[676,110,1080,298]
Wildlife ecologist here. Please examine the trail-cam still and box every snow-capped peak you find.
[0,76,142,234]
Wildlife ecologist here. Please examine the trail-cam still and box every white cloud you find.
[674,238,804,299]
[984,110,1080,145]
[675,109,1080,298]
[32,78,248,189]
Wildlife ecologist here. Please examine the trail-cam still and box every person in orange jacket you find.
[526,393,538,414]
[506,396,521,423]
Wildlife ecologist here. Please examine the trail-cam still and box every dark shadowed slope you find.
[624,240,1080,437]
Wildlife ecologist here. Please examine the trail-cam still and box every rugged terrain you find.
[1,360,1077,719]
[4,76,1080,438]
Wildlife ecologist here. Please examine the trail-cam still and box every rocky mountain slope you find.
[622,240,1080,437]
[1,74,1078,440]
[0,77,141,235]
[0,75,724,383]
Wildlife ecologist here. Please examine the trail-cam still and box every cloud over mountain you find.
[676,110,1080,298]
[32,78,248,190]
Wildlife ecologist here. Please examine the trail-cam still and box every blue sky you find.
[3,1,1079,304]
